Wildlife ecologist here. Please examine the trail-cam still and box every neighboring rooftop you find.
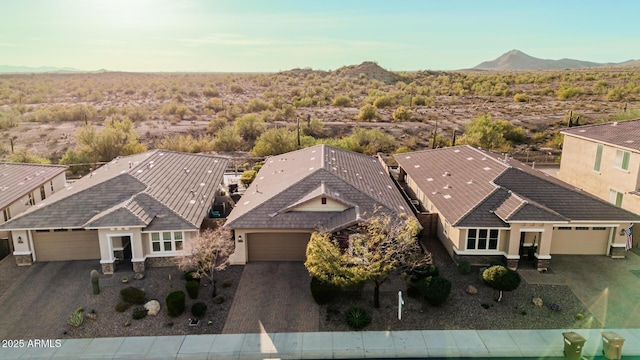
[1,150,228,231]
[225,144,412,231]
[394,145,640,227]
[0,163,67,210]
[561,119,640,152]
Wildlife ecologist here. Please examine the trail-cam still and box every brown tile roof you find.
[561,119,640,152]
[225,144,412,230]
[394,145,640,227]
[1,150,228,231]
[0,163,67,210]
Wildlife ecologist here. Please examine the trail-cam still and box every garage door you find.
[550,227,610,255]
[33,230,100,261]
[247,232,311,261]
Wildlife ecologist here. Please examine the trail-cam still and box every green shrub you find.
[221,279,233,288]
[67,310,83,327]
[132,306,148,320]
[115,301,132,313]
[183,270,200,282]
[419,276,451,306]
[410,264,439,280]
[482,265,521,293]
[346,307,371,330]
[185,280,199,299]
[191,302,208,318]
[212,295,226,304]
[310,277,340,305]
[120,287,146,305]
[458,261,471,275]
[166,291,186,317]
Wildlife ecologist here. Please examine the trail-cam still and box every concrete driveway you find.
[0,256,100,339]
[520,250,640,328]
[222,262,319,334]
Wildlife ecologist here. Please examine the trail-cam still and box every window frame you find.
[593,143,603,172]
[40,185,46,201]
[466,228,499,251]
[150,231,184,254]
[609,189,624,207]
[2,208,10,222]
[614,149,631,171]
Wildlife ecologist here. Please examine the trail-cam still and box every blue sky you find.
[2,0,639,72]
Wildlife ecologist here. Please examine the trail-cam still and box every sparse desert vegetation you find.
[1,63,639,170]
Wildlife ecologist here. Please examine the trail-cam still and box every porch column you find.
[98,231,114,274]
[505,226,521,269]
[131,231,145,273]
[535,225,553,271]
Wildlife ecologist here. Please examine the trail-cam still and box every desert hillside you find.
[0,62,639,171]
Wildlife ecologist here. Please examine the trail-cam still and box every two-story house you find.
[0,163,67,259]
[560,119,640,216]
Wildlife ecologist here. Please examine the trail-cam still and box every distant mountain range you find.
[473,50,640,70]
[0,65,90,73]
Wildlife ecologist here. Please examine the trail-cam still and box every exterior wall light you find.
[17,236,23,243]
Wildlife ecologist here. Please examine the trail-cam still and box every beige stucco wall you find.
[229,228,314,265]
[98,228,143,264]
[560,135,640,214]
[10,230,31,261]
[292,198,348,212]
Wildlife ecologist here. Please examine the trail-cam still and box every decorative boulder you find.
[532,297,543,307]
[144,300,161,316]
[466,285,478,295]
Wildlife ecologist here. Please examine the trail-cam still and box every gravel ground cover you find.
[319,236,601,332]
[64,265,244,338]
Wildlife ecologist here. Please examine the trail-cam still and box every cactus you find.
[91,269,100,295]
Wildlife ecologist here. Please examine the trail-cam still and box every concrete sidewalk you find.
[2,328,639,359]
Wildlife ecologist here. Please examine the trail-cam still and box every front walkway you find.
[222,262,319,334]
[2,328,639,359]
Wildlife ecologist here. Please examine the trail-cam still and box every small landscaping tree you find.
[305,211,431,308]
[176,227,235,297]
[482,265,521,302]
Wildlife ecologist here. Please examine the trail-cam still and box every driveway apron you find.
[222,262,319,334]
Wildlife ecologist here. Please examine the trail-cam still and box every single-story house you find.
[0,162,68,258]
[225,144,414,264]
[0,150,228,274]
[394,145,640,270]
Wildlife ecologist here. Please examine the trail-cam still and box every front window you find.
[151,231,184,253]
[466,229,499,250]
[614,149,630,171]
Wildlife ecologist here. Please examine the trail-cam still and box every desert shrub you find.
[357,104,379,121]
[419,276,451,306]
[373,95,394,108]
[247,98,269,112]
[203,87,220,97]
[212,295,226,304]
[410,264,439,280]
[222,279,233,288]
[332,95,352,107]
[115,301,131,313]
[120,287,146,305]
[191,302,208,318]
[345,306,371,330]
[229,84,244,94]
[513,93,528,102]
[310,276,340,305]
[557,86,583,100]
[458,261,472,275]
[392,106,413,121]
[132,306,148,320]
[205,98,224,111]
[166,291,186,317]
[185,280,200,299]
